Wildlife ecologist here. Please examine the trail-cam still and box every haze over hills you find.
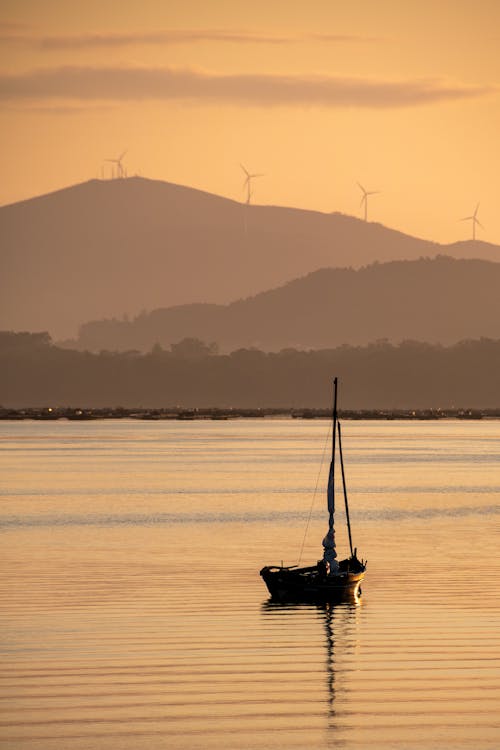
[73,256,500,353]
[1,177,499,340]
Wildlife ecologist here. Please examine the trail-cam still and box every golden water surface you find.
[1,419,499,749]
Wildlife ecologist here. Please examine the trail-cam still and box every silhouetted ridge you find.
[1,177,499,338]
[72,256,500,352]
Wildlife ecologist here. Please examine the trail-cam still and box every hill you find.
[72,256,500,352]
[1,177,499,339]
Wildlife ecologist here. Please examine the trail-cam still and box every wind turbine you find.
[460,203,483,241]
[240,163,264,205]
[106,150,127,179]
[357,182,380,222]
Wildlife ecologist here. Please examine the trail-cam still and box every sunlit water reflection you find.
[1,419,499,749]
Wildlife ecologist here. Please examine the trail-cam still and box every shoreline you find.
[1,406,498,421]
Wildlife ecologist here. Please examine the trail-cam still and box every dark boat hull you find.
[260,562,365,603]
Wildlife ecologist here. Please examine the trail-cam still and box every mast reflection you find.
[261,590,362,727]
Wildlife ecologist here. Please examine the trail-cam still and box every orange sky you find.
[1,0,499,244]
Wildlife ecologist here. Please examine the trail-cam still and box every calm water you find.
[1,418,499,749]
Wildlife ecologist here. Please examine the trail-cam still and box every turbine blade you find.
[357,181,366,194]
[476,219,485,229]
[474,202,480,217]
[240,163,250,177]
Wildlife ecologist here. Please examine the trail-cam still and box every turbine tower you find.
[357,182,380,222]
[240,164,264,205]
[460,203,483,241]
[106,150,128,179]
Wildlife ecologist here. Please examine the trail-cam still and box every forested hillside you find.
[1,332,499,409]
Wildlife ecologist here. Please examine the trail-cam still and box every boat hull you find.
[260,564,365,603]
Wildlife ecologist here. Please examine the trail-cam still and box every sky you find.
[0,0,499,245]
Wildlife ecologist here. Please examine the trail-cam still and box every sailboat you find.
[260,378,367,602]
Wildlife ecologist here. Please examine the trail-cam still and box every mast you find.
[322,378,338,570]
[338,421,354,557]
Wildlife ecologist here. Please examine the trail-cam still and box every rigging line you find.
[297,420,332,566]
[338,420,354,557]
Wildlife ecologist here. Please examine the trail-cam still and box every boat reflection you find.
[261,591,362,726]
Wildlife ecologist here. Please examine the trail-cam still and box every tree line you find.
[1,332,499,409]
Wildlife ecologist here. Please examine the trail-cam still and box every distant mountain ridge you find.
[73,256,500,352]
[1,176,499,338]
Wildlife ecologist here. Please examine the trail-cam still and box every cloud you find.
[0,65,494,108]
[0,21,32,32]
[0,28,377,49]
[1,102,114,115]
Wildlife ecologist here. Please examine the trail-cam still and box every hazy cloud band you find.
[0,66,493,108]
[1,28,377,48]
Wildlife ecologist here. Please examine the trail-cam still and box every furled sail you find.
[323,376,339,570]
[322,459,338,566]
[322,460,338,569]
